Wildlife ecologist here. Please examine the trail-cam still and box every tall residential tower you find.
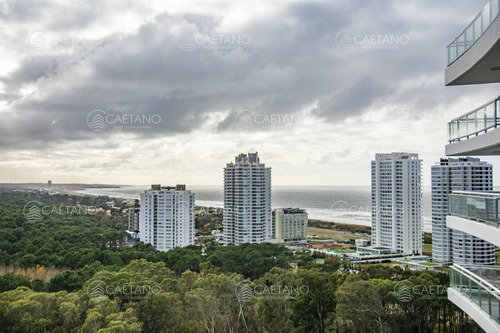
[432,158,495,264]
[371,152,422,254]
[223,152,271,245]
[139,184,195,251]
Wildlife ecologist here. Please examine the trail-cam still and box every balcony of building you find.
[445,0,500,85]
[449,265,500,333]
[445,96,500,155]
[447,191,500,247]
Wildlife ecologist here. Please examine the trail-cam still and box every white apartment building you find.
[371,152,422,254]
[432,158,495,264]
[223,152,271,245]
[139,184,195,251]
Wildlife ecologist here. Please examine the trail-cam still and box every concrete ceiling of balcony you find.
[445,14,500,86]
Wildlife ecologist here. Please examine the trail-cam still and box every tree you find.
[292,269,340,333]
[0,287,84,332]
[184,272,255,333]
[160,246,202,275]
[135,293,182,333]
[255,267,298,333]
[323,256,342,272]
[336,278,389,333]
[0,273,31,292]
[80,297,120,333]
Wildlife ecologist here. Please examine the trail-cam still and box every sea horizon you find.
[68,184,433,232]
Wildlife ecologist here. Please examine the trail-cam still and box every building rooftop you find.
[150,184,187,191]
[277,208,306,214]
[374,152,420,160]
[227,152,268,167]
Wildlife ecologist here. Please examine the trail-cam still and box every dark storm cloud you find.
[0,56,59,95]
[313,76,392,121]
[0,0,493,150]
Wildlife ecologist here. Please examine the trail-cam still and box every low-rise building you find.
[272,208,308,243]
[355,239,370,247]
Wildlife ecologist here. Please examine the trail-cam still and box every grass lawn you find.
[422,243,432,256]
[420,262,437,266]
[307,227,357,240]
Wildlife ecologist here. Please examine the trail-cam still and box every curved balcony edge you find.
[447,215,500,247]
[445,126,500,156]
[445,11,500,86]
[448,287,500,333]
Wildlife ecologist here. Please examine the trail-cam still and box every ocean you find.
[75,185,432,232]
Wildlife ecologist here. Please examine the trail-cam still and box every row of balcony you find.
[446,2,500,332]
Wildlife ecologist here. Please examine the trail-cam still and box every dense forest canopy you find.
[0,191,482,332]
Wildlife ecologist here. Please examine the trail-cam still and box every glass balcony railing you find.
[448,191,500,228]
[450,264,500,325]
[448,97,500,143]
[447,0,500,65]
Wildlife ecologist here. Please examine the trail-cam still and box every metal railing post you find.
[489,292,492,318]
[496,97,498,128]
[496,197,499,228]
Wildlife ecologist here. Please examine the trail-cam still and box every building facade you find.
[371,152,422,254]
[443,2,500,331]
[432,158,495,264]
[223,152,271,245]
[272,208,308,243]
[128,207,140,233]
[139,184,195,251]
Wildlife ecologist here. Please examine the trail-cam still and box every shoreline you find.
[61,189,374,231]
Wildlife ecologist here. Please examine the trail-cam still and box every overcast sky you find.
[1,0,500,186]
